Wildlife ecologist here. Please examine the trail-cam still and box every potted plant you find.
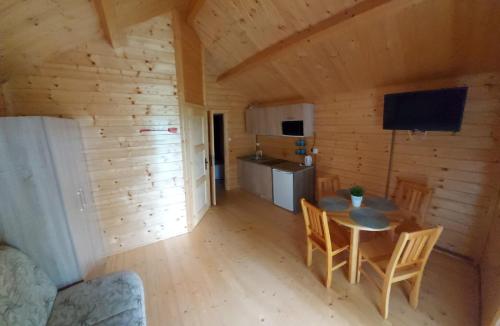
[350,185,364,208]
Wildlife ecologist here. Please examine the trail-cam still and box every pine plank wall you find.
[481,197,500,326]
[3,15,188,255]
[0,89,5,116]
[2,14,255,255]
[259,72,500,260]
[205,74,254,190]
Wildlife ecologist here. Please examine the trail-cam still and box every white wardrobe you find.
[0,117,105,288]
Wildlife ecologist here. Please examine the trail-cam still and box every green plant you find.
[350,185,364,197]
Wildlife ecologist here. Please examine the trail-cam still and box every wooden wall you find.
[0,88,5,116]
[3,15,188,255]
[256,135,312,164]
[204,73,254,190]
[172,12,204,106]
[481,195,500,326]
[260,72,500,259]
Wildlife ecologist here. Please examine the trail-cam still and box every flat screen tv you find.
[383,87,467,132]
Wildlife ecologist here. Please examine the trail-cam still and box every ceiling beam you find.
[94,0,188,48]
[94,0,126,48]
[217,0,393,82]
[187,0,206,25]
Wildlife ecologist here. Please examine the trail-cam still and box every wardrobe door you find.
[43,117,105,278]
[0,117,81,288]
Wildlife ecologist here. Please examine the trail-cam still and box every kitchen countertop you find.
[238,155,314,172]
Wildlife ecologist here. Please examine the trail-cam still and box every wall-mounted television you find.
[383,87,468,132]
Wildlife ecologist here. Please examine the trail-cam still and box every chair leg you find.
[325,254,333,288]
[380,280,392,319]
[409,274,423,308]
[356,253,362,283]
[306,240,313,267]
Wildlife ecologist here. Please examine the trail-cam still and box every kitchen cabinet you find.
[238,159,273,201]
[238,157,315,212]
[245,103,314,136]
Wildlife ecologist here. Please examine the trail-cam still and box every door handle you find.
[81,189,88,208]
[77,189,85,212]
[205,158,208,170]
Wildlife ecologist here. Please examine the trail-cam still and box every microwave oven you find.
[281,120,304,136]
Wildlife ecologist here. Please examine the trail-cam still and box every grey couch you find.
[0,246,146,326]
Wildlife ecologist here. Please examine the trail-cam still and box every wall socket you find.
[312,147,319,154]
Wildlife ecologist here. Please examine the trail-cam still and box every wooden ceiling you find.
[0,0,187,83]
[193,0,500,102]
[2,0,500,100]
[0,0,101,83]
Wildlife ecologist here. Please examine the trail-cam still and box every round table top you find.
[318,194,400,231]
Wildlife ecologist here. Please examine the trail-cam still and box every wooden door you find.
[208,112,217,205]
[188,106,210,226]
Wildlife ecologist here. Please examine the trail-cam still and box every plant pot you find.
[351,195,363,208]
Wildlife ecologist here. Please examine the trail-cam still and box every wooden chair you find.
[300,198,349,288]
[390,177,433,232]
[357,225,443,319]
[315,175,341,201]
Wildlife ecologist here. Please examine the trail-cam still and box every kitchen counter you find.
[237,155,286,166]
[237,155,313,171]
[272,161,314,172]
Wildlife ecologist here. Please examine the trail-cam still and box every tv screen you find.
[383,87,467,132]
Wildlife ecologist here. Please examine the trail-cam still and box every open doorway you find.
[208,111,227,205]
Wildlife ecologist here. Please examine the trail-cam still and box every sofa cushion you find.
[47,271,146,326]
[0,245,58,326]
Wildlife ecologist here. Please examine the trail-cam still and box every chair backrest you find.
[316,175,341,201]
[385,226,443,278]
[392,177,433,224]
[300,198,331,252]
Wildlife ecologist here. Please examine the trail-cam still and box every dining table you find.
[318,189,401,284]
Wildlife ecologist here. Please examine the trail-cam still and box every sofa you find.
[0,246,146,326]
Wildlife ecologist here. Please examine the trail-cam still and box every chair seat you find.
[359,237,397,267]
[309,233,348,254]
[395,219,423,234]
[47,271,146,326]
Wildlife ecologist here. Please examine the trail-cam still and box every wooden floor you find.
[100,189,479,326]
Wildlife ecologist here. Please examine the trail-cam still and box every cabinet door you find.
[0,117,82,288]
[43,117,105,278]
[254,164,273,201]
[238,160,251,192]
[267,107,283,136]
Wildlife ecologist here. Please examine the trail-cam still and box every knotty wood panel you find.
[312,73,500,259]
[0,0,101,82]
[0,89,5,116]
[193,0,500,102]
[256,135,313,164]
[481,197,500,326]
[172,11,205,106]
[4,15,187,255]
[204,73,254,190]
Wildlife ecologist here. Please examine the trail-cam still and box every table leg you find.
[348,228,360,284]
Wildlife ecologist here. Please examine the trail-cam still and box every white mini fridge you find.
[272,169,295,211]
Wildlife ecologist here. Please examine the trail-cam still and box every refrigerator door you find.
[272,169,294,211]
